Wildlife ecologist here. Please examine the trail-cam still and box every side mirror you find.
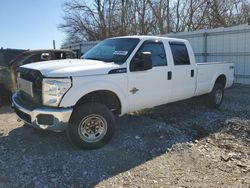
[41,53,50,61]
[130,52,152,72]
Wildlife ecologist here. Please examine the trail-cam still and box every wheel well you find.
[215,75,226,88]
[75,90,122,115]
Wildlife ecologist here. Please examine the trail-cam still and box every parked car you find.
[0,49,26,66]
[0,48,26,106]
[12,36,234,149]
[0,49,76,106]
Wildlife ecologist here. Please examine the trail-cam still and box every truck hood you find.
[21,59,121,77]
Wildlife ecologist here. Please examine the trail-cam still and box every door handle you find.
[130,87,139,94]
[191,69,194,77]
[168,71,172,80]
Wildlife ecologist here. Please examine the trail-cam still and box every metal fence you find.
[62,24,250,84]
[164,24,250,85]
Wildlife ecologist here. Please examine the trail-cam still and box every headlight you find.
[42,78,72,107]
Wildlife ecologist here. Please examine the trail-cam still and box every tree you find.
[59,0,250,42]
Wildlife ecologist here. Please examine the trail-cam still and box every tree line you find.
[59,0,250,43]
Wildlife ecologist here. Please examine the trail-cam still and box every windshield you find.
[82,38,140,64]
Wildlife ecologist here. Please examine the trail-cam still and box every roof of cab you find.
[24,49,73,53]
[111,35,188,43]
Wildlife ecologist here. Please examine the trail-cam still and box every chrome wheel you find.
[78,114,107,143]
[214,89,223,105]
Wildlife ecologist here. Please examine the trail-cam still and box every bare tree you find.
[59,0,250,43]
[148,0,171,34]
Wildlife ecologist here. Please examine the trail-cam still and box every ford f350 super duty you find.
[12,36,234,149]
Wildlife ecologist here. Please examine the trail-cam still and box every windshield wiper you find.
[83,57,116,63]
[83,57,101,61]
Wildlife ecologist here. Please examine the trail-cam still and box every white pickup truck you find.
[12,36,234,149]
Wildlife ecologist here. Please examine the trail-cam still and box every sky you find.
[0,0,66,50]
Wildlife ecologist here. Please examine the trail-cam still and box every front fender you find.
[60,75,129,115]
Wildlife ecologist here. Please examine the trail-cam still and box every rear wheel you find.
[208,83,224,108]
[67,102,115,149]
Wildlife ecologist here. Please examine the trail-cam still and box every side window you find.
[22,56,34,65]
[54,52,74,59]
[31,54,43,62]
[54,52,60,59]
[137,41,167,67]
[169,42,190,65]
[23,53,47,65]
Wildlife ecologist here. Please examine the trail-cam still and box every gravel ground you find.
[0,84,249,188]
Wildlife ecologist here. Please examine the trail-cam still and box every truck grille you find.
[17,67,43,106]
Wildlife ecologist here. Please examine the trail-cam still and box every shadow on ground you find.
[0,92,12,115]
[0,85,249,187]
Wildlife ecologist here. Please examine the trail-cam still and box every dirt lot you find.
[0,85,249,188]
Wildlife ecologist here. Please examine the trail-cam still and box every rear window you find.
[169,42,190,65]
[54,52,74,59]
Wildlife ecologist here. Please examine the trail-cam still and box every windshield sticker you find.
[113,51,128,56]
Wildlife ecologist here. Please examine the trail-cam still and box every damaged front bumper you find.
[12,93,73,132]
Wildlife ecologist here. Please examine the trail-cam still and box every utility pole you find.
[53,40,56,49]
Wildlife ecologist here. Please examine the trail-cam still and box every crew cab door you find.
[127,40,172,112]
[169,42,196,100]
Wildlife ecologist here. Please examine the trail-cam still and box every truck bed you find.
[194,62,234,96]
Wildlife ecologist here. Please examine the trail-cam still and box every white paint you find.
[21,36,234,115]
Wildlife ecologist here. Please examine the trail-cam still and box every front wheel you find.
[208,83,224,108]
[67,102,115,149]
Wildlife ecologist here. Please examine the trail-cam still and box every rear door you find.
[169,42,196,100]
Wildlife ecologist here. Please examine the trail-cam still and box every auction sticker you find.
[113,51,128,56]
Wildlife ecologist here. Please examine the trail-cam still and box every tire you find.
[67,102,115,149]
[208,83,224,108]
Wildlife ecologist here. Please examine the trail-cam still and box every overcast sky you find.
[0,0,66,50]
